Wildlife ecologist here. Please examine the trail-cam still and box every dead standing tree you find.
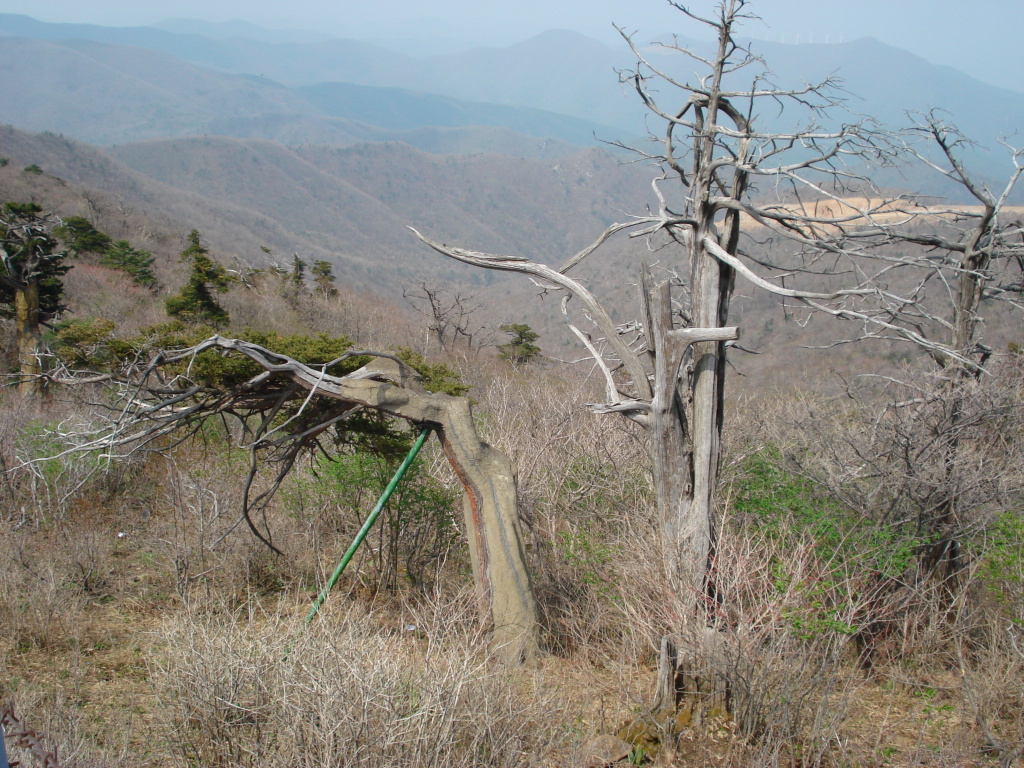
[802,114,1024,555]
[402,281,490,355]
[897,117,1024,541]
[49,337,539,662]
[415,0,905,617]
[410,1,943,726]
[897,115,1023,374]
[789,113,1023,379]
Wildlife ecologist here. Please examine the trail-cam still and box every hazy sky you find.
[9,0,1024,93]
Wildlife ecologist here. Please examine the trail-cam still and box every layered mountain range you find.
[0,13,1020,363]
[2,13,1022,157]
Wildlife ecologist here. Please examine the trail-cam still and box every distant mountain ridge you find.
[2,12,1022,190]
[0,13,1020,212]
[0,34,611,154]
[294,82,611,144]
[3,13,1022,135]
[152,18,336,45]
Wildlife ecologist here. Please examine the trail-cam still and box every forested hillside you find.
[0,31,617,150]
[3,12,1024,189]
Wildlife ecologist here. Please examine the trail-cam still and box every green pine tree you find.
[53,215,111,256]
[290,254,307,293]
[0,202,70,394]
[311,259,338,297]
[101,240,156,288]
[497,323,541,364]
[166,230,231,326]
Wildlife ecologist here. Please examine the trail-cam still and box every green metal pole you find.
[284,427,432,659]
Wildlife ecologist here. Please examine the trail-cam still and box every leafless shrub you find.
[0,527,86,650]
[149,456,242,603]
[753,356,1024,546]
[222,278,416,352]
[959,624,1024,765]
[3,682,139,768]
[686,519,865,763]
[0,396,97,525]
[57,521,114,597]
[698,377,1024,762]
[149,599,570,767]
[61,263,165,334]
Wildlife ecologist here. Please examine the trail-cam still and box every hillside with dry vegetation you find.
[0,134,1021,768]
[2,4,1024,767]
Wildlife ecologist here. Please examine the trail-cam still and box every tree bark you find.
[435,396,539,661]
[15,281,41,398]
[648,281,694,592]
[648,278,737,606]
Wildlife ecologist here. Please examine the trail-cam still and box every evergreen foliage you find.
[165,230,231,325]
[311,259,337,296]
[53,215,111,256]
[395,348,469,396]
[100,240,156,287]
[56,319,358,384]
[290,254,307,293]
[497,323,541,363]
[53,323,469,459]
[53,216,155,287]
[0,201,69,320]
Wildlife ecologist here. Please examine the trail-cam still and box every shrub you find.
[285,448,459,593]
[150,604,568,767]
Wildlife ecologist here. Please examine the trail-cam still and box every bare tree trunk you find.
[686,265,725,608]
[648,281,694,594]
[15,281,41,398]
[646,275,738,607]
[434,396,539,661]
[283,355,540,661]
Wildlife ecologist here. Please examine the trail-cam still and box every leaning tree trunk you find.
[435,396,539,660]
[210,342,539,661]
[14,281,41,398]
